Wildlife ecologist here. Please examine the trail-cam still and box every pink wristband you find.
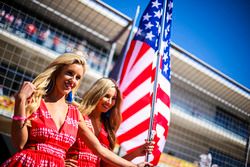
[12,115,27,121]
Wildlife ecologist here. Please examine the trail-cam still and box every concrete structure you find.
[0,0,249,166]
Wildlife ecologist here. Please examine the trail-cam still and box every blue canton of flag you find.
[134,0,173,81]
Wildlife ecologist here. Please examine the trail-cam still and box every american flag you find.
[116,0,173,165]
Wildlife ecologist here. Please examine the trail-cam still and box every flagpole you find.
[117,5,140,85]
[104,42,117,77]
[145,0,168,162]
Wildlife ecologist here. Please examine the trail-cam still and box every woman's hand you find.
[15,81,36,103]
[11,81,36,150]
[144,139,155,154]
[121,139,155,161]
[133,139,155,157]
[65,158,78,167]
[136,162,153,167]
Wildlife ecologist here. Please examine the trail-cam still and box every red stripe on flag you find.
[155,112,169,137]
[120,41,136,85]
[160,56,163,69]
[150,113,169,165]
[151,150,161,165]
[117,118,150,143]
[131,43,151,68]
[123,63,152,97]
[122,93,151,121]
[157,85,170,107]
[151,67,156,82]
[126,145,143,154]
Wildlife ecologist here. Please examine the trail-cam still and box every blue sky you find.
[102,0,250,89]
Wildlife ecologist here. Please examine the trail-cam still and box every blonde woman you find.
[1,52,86,167]
[66,78,154,167]
[1,52,151,167]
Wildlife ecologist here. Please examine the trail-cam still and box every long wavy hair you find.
[26,52,87,116]
[79,78,122,149]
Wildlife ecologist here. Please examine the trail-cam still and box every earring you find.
[66,91,73,104]
[46,81,54,93]
[104,110,111,118]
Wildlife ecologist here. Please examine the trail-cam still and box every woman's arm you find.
[101,141,155,167]
[78,120,136,167]
[122,140,155,161]
[78,116,151,167]
[11,81,35,150]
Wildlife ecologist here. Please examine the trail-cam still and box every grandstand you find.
[0,0,249,166]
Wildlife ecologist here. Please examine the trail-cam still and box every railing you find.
[171,98,249,140]
[0,2,113,75]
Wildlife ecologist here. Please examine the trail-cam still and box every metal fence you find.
[0,1,249,167]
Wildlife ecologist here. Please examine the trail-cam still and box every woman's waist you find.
[25,143,66,159]
[66,150,100,163]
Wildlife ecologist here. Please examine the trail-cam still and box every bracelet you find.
[12,115,27,121]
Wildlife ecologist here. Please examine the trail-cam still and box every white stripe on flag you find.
[156,123,167,151]
[120,130,148,151]
[156,99,171,126]
[120,41,143,87]
[116,104,151,136]
[121,78,152,113]
[120,46,155,92]
[158,73,171,95]
[132,155,154,164]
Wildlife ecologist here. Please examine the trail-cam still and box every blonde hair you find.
[26,52,87,115]
[79,78,122,149]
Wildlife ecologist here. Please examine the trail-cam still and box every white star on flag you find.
[154,9,162,19]
[143,13,152,21]
[146,31,155,40]
[158,25,161,35]
[136,28,142,36]
[165,25,170,38]
[167,12,172,22]
[155,21,159,28]
[145,21,154,30]
[163,63,169,73]
[168,1,174,9]
[152,0,161,9]
[163,52,168,61]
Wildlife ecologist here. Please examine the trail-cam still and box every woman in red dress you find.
[1,52,86,167]
[1,52,151,167]
[66,78,154,167]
